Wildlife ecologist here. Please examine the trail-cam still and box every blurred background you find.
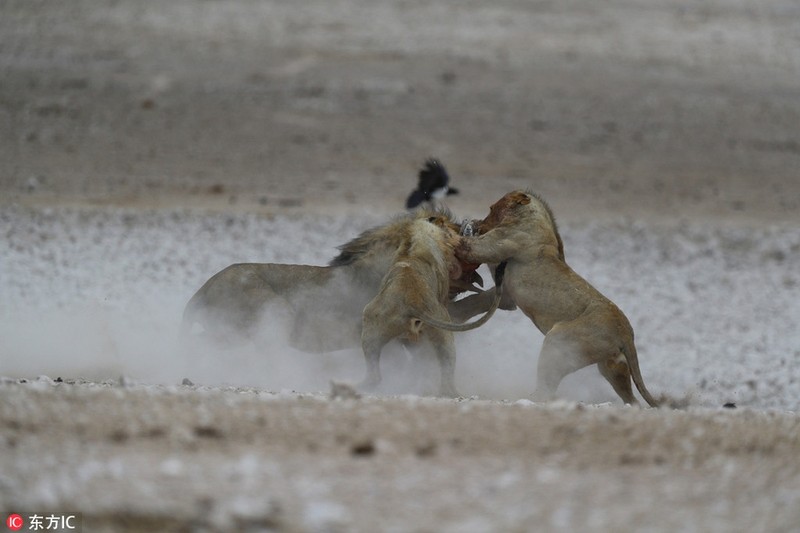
[2,0,798,219]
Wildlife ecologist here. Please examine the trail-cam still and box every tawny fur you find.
[181,209,490,353]
[457,190,659,406]
[360,214,502,397]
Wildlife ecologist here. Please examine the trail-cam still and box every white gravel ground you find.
[2,203,799,410]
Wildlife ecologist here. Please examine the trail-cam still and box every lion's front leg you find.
[456,229,520,266]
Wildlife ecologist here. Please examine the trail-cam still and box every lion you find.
[359,212,505,397]
[182,209,492,354]
[456,190,659,406]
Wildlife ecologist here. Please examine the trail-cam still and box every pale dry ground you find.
[2,1,800,532]
[1,204,798,532]
[1,380,799,533]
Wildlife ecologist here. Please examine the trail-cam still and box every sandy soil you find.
[2,380,800,532]
[2,1,800,531]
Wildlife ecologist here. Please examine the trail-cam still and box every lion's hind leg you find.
[597,352,638,405]
[531,320,599,402]
[359,300,405,392]
[422,324,460,398]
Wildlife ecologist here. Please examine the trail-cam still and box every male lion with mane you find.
[359,212,505,397]
[457,190,659,406]
[182,209,496,391]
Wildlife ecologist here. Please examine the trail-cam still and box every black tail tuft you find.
[494,261,508,287]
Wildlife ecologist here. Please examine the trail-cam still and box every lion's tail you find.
[621,339,660,408]
[418,262,506,332]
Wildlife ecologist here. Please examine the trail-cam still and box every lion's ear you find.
[427,215,446,227]
[514,192,532,206]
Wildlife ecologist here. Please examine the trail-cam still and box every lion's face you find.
[476,190,532,234]
[424,214,484,294]
[425,214,460,236]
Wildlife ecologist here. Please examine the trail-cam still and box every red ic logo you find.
[6,514,23,531]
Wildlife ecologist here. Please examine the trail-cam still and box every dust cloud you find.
[1,265,567,401]
[5,205,798,408]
